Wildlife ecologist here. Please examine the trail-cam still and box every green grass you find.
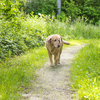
[1,12,100,100]
[0,46,48,100]
[1,39,100,100]
[71,40,100,100]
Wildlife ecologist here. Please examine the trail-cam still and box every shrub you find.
[20,0,100,24]
[57,11,67,22]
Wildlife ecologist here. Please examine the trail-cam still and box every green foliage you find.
[20,0,100,24]
[0,15,28,60]
[22,0,57,15]
[67,18,100,39]
[57,11,68,22]
[71,40,100,100]
[61,0,100,24]
[62,0,81,20]
[1,13,100,61]
[0,0,20,19]
[0,47,48,100]
[0,0,100,100]
[83,0,100,24]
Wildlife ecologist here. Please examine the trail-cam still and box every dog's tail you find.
[62,40,70,45]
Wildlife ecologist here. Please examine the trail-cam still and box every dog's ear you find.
[60,35,62,42]
[47,38,51,43]
[47,36,52,43]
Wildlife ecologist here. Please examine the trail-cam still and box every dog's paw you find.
[50,65,54,67]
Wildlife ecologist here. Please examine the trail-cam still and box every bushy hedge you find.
[62,0,81,20]
[0,0,20,20]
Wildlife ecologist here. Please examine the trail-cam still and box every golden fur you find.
[45,34,70,66]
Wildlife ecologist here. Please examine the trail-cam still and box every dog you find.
[45,34,70,66]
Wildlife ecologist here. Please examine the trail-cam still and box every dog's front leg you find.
[48,52,53,66]
[54,54,59,65]
[58,53,60,64]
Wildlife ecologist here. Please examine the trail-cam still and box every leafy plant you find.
[62,0,81,20]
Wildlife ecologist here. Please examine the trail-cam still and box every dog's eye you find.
[59,40,60,43]
[54,39,57,42]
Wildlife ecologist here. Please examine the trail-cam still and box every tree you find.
[57,0,61,15]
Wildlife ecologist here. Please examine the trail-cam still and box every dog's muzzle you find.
[58,45,60,48]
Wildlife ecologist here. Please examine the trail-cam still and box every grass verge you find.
[0,46,48,100]
[71,39,100,100]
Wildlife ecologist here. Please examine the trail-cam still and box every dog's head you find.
[47,35,62,48]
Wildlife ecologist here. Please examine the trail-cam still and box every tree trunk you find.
[57,0,61,15]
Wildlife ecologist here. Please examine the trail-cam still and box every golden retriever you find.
[45,34,70,66]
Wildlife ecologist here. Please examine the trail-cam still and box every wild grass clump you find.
[71,40,100,100]
[0,47,48,100]
[67,18,100,39]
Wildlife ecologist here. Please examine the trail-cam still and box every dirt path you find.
[22,45,84,100]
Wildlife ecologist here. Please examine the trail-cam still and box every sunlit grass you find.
[71,40,100,100]
[0,46,48,100]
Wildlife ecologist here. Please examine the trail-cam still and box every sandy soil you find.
[22,45,84,100]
